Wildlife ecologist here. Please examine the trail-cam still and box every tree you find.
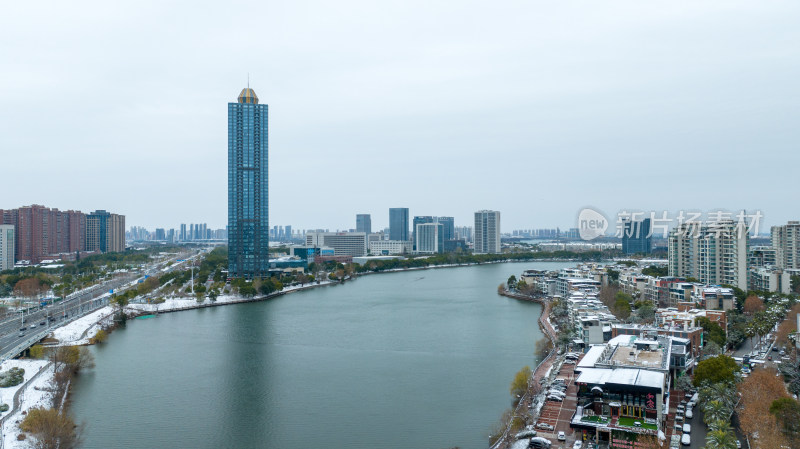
[769,397,800,445]
[693,355,738,386]
[29,344,46,359]
[696,317,727,347]
[13,277,47,300]
[701,340,722,358]
[19,407,81,449]
[614,297,632,320]
[704,428,737,449]
[743,295,765,315]
[703,400,729,425]
[509,366,532,400]
[739,367,792,448]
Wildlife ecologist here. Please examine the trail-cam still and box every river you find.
[69,261,574,449]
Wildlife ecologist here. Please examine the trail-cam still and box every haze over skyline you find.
[2,1,798,231]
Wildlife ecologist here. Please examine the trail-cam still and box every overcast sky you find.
[1,1,798,233]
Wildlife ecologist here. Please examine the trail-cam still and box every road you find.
[0,249,204,360]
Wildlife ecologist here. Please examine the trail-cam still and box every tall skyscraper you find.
[389,208,409,241]
[356,214,372,234]
[621,218,652,254]
[436,216,455,242]
[474,210,501,254]
[228,87,269,278]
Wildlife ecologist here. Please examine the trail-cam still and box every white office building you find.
[0,225,13,271]
[305,232,367,257]
[474,210,501,254]
[415,222,443,254]
[668,219,749,290]
[369,240,411,255]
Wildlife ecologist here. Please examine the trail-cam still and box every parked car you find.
[572,441,583,449]
[735,440,741,448]
[685,409,693,419]
[681,433,691,446]
[683,423,691,434]
[536,423,554,431]
[547,390,566,398]
[557,431,566,441]
[547,395,563,402]
[529,437,552,449]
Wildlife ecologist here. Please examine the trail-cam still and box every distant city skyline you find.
[3,2,798,232]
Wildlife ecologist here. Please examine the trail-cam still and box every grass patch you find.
[617,416,657,430]
[581,415,610,424]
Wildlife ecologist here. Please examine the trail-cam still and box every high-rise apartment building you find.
[180,224,187,241]
[0,205,90,263]
[771,221,800,270]
[356,214,372,234]
[85,210,125,253]
[437,216,455,242]
[668,220,748,290]
[621,218,652,254]
[389,208,409,242]
[474,210,501,254]
[228,87,269,278]
[0,225,14,271]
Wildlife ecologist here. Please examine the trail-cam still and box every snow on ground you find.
[50,306,115,346]
[1,362,55,449]
[0,359,50,420]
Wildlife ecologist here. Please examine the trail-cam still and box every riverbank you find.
[490,289,564,449]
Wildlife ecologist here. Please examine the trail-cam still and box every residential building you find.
[0,225,14,271]
[695,287,735,311]
[369,240,411,255]
[85,210,125,253]
[749,267,791,294]
[305,232,367,257]
[668,219,749,290]
[180,224,187,241]
[621,218,652,254]
[771,221,800,269]
[643,276,686,308]
[0,205,89,263]
[356,214,371,234]
[455,226,473,243]
[655,308,728,337]
[389,208,409,242]
[749,245,777,268]
[474,210,501,254]
[415,222,443,254]
[228,87,270,278]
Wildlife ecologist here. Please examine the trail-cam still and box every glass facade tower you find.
[228,87,269,278]
[389,208,409,241]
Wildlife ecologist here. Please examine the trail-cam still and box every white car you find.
[558,431,566,441]
[685,408,693,419]
[573,441,583,449]
[681,433,691,446]
[683,423,691,434]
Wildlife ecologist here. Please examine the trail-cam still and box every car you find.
[736,440,741,448]
[683,423,691,434]
[564,359,576,365]
[558,431,566,441]
[30,324,36,328]
[773,346,779,352]
[19,327,26,331]
[529,437,552,449]
[536,423,554,431]
[768,355,773,360]
[547,395,563,402]
[674,414,684,423]
[685,409,693,419]
[681,433,691,446]
[573,441,583,449]
[548,390,566,398]
[18,332,24,338]
[39,321,45,326]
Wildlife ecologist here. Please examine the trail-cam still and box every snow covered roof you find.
[576,368,664,390]
[577,345,606,370]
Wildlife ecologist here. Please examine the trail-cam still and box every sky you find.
[1,0,798,233]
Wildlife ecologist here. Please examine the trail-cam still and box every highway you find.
[0,249,204,361]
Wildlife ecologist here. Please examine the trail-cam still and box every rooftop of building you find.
[238,88,259,104]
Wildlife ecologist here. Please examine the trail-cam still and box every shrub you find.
[0,367,25,387]
[89,329,108,344]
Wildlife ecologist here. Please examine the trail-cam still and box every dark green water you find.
[70,262,573,449]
